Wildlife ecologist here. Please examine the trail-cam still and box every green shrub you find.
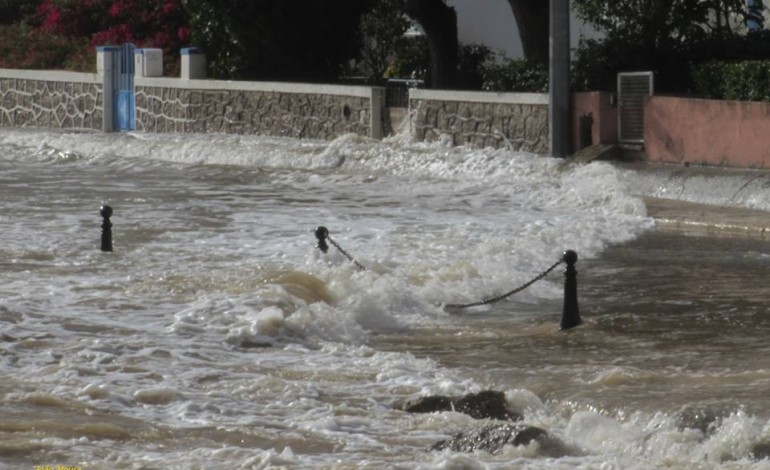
[480,57,548,92]
[690,61,725,99]
[692,60,770,101]
[0,18,96,72]
[573,28,770,96]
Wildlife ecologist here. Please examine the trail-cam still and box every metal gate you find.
[617,71,653,145]
[115,43,136,131]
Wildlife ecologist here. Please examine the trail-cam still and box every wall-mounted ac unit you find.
[617,71,654,146]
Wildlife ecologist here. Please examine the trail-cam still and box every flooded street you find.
[1,128,769,469]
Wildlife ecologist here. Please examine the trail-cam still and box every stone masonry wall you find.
[411,99,549,153]
[0,78,102,130]
[135,86,372,139]
[0,71,545,152]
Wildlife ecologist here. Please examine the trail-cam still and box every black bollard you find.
[100,205,113,252]
[315,226,329,253]
[560,250,581,330]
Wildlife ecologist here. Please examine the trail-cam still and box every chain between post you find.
[327,236,367,271]
[315,226,367,271]
[443,258,564,309]
[315,226,567,309]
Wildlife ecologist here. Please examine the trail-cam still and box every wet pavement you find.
[645,196,770,239]
[613,161,770,239]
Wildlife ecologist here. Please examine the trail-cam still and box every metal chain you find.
[327,236,367,271]
[443,258,564,309]
[316,226,564,305]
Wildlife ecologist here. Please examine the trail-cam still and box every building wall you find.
[571,91,617,152]
[645,96,770,169]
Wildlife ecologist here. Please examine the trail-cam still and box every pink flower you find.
[37,1,63,33]
[163,1,176,15]
[110,3,124,17]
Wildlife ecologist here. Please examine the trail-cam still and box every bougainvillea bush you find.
[1,0,190,74]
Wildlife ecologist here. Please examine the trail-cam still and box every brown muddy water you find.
[1,129,769,469]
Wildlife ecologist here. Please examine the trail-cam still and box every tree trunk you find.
[403,0,459,88]
[507,0,549,65]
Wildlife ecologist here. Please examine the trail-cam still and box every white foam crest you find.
[1,128,653,339]
[561,407,770,468]
[0,128,638,197]
[698,410,770,463]
[624,164,770,211]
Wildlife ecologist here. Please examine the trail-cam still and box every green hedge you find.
[480,59,548,93]
[691,60,770,101]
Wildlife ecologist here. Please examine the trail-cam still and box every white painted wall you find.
[446,0,601,59]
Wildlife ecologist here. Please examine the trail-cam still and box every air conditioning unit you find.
[617,71,654,145]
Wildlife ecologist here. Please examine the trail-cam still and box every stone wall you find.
[0,71,102,130]
[0,69,550,154]
[135,85,372,139]
[409,89,549,153]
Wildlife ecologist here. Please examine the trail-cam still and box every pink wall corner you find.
[571,91,618,153]
[644,96,770,168]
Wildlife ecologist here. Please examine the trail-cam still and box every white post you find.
[96,46,120,132]
[134,48,163,78]
[181,47,206,80]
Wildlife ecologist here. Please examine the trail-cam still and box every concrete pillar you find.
[181,47,206,80]
[549,0,570,158]
[134,48,163,78]
[96,46,120,132]
[370,87,386,140]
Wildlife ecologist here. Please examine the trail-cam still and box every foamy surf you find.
[1,127,768,469]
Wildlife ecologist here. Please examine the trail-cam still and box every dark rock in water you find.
[431,424,547,454]
[676,405,734,435]
[403,395,454,414]
[751,441,770,460]
[402,390,522,421]
[1,332,17,342]
[454,391,521,421]
[239,340,272,349]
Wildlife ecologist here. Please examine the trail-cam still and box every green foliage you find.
[571,35,686,92]
[572,0,770,93]
[0,0,39,24]
[479,56,548,92]
[182,0,373,81]
[687,30,770,62]
[388,35,431,81]
[357,0,410,84]
[0,0,189,73]
[458,44,548,92]
[387,40,547,92]
[0,22,94,71]
[692,60,770,101]
[456,43,492,89]
[573,0,747,40]
[574,27,770,93]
